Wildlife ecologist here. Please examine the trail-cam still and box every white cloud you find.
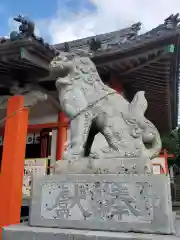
[37,0,180,44]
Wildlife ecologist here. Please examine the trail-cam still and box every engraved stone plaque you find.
[29,174,175,235]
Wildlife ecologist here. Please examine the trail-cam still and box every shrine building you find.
[0,13,179,229]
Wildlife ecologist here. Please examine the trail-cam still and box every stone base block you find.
[29,174,175,235]
[3,223,180,240]
[55,157,151,175]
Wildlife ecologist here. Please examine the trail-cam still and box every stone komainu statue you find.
[50,52,162,161]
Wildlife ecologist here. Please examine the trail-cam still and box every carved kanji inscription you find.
[41,181,153,222]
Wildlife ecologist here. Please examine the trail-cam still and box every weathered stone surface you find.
[3,222,180,240]
[29,174,175,235]
[55,157,152,175]
[51,54,162,161]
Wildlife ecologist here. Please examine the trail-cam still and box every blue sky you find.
[0,0,56,35]
[0,0,95,42]
[1,0,180,44]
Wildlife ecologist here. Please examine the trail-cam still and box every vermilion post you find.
[110,73,124,94]
[56,112,68,160]
[0,96,28,238]
[164,149,169,175]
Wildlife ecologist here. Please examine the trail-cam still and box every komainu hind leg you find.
[63,112,92,160]
[90,115,127,158]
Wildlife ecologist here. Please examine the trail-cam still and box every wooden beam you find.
[28,122,59,132]
[126,76,168,87]
[140,67,170,75]
[147,102,169,107]
[128,68,170,80]
[20,48,50,70]
[0,121,70,135]
[133,66,170,76]
[120,54,167,75]
[129,83,168,93]
[126,73,169,83]
[143,64,170,73]
[151,59,171,66]
[96,47,169,67]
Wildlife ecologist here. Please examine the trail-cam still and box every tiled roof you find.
[54,13,180,58]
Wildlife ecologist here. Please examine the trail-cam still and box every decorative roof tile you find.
[54,13,180,57]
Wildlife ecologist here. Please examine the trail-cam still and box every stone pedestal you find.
[29,172,175,235]
[54,157,151,175]
[2,222,180,240]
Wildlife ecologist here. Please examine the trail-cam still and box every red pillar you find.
[56,112,69,160]
[109,73,124,94]
[0,96,28,237]
[164,149,169,175]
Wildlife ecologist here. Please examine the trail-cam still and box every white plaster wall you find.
[28,100,58,125]
[0,103,58,127]
[0,96,58,126]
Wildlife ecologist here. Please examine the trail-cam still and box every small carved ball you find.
[10,31,19,41]
[142,132,155,143]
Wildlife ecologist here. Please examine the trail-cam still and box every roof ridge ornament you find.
[118,22,142,44]
[127,22,142,40]
[64,42,70,52]
[6,15,55,53]
[164,13,180,29]
[88,37,102,52]
[10,15,35,40]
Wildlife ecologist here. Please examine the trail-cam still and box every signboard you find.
[23,158,48,197]
[151,157,168,174]
[0,132,41,146]
[152,165,161,175]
